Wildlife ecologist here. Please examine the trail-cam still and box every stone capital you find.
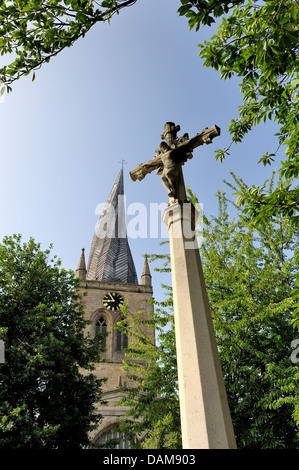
[162,202,199,248]
[162,201,198,228]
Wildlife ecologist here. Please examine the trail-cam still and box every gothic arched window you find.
[116,321,128,352]
[97,429,131,449]
[95,317,107,348]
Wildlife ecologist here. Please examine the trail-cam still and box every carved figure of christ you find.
[130,122,220,203]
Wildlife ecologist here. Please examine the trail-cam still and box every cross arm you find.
[182,125,220,151]
[129,155,163,182]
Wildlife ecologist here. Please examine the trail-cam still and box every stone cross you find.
[130,122,237,449]
[130,122,220,203]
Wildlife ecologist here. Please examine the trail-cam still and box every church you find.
[75,168,154,448]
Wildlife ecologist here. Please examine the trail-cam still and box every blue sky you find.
[0,0,281,302]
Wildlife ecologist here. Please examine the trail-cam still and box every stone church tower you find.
[75,168,154,448]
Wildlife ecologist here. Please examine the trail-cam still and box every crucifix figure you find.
[130,122,220,203]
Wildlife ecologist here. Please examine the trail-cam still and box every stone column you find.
[162,202,236,449]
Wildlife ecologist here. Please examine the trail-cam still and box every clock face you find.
[103,292,124,311]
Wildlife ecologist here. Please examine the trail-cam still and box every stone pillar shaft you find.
[163,202,236,449]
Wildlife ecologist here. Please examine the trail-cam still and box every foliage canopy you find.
[0,235,105,448]
[0,0,136,91]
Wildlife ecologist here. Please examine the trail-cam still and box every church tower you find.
[76,168,154,447]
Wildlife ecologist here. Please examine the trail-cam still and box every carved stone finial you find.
[161,122,180,146]
[141,255,152,286]
[76,247,87,280]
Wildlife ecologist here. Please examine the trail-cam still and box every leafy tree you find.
[0,0,136,93]
[116,175,299,448]
[195,177,299,448]
[178,0,299,225]
[0,234,105,449]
